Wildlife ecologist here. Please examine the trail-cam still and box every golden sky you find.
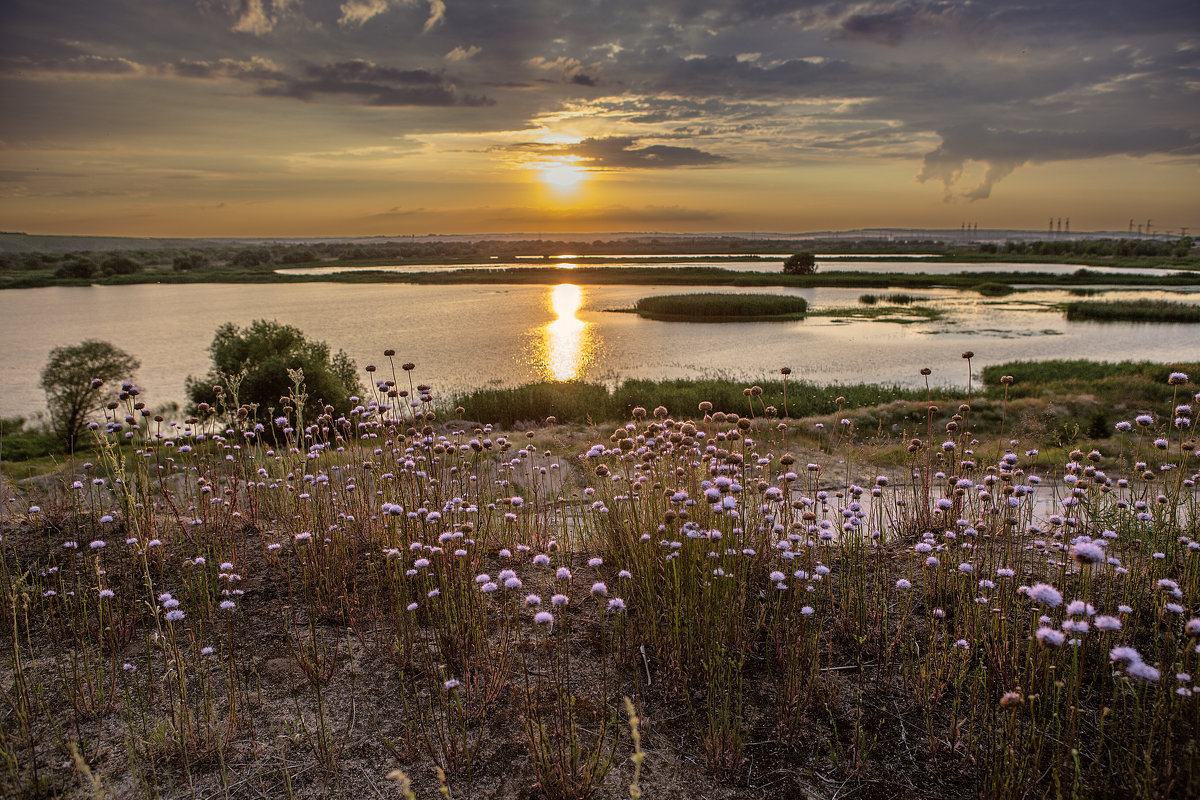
[1,1,1197,237]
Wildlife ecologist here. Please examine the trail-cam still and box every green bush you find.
[186,320,361,421]
[975,282,1014,297]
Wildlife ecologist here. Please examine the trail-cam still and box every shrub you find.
[975,282,1014,297]
[186,320,361,421]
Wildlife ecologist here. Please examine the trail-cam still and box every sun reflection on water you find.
[542,283,591,381]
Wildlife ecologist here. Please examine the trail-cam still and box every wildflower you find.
[1186,618,1200,637]
[1110,646,1143,665]
[1026,583,1063,608]
[954,639,969,650]
[219,600,236,611]
[99,588,114,599]
[427,588,440,598]
[608,598,626,612]
[551,594,569,607]
[533,554,551,567]
[534,611,553,626]
[1036,627,1066,647]
[1070,542,1105,565]
[1094,615,1122,631]
[1168,372,1189,385]
[90,540,106,549]
[1000,691,1024,708]
[407,602,419,612]
[556,567,572,581]
[1135,414,1155,426]
[444,679,461,691]
[165,610,185,622]
[895,578,912,590]
[525,594,542,606]
[618,569,631,579]
[591,582,608,596]
[957,563,972,573]
[588,557,603,568]
[1065,600,1094,617]
[1127,662,1161,682]
[475,573,491,584]
[801,606,814,616]
[480,582,498,593]
[201,646,214,656]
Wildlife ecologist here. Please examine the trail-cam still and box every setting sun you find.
[537,158,587,191]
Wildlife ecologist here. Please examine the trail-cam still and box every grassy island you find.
[632,292,808,321]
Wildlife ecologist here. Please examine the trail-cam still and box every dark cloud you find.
[169,56,494,106]
[919,124,1200,200]
[834,2,962,45]
[571,137,730,168]
[501,136,729,169]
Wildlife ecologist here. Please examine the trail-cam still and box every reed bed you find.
[1063,300,1200,323]
[2,357,1198,800]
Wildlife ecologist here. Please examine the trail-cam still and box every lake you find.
[276,257,1194,278]
[2,277,1198,422]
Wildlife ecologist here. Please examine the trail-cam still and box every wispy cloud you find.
[337,0,445,31]
[0,54,142,76]
[445,45,481,62]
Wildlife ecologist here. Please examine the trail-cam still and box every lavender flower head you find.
[1026,582,1063,608]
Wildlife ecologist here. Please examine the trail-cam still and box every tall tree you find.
[40,340,140,452]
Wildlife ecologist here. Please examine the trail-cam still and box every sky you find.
[1,0,1198,237]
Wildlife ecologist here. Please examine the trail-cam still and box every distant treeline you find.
[0,235,932,275]
[979,237,1193,259]
[1,236,1195,287]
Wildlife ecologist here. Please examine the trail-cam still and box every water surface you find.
[2,282,1197,421]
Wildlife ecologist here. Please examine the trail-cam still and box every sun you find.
[537,158,587,191]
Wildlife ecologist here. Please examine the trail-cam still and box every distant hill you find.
[0,233,239,254]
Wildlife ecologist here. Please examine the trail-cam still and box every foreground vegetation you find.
[2,354,1198,799]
